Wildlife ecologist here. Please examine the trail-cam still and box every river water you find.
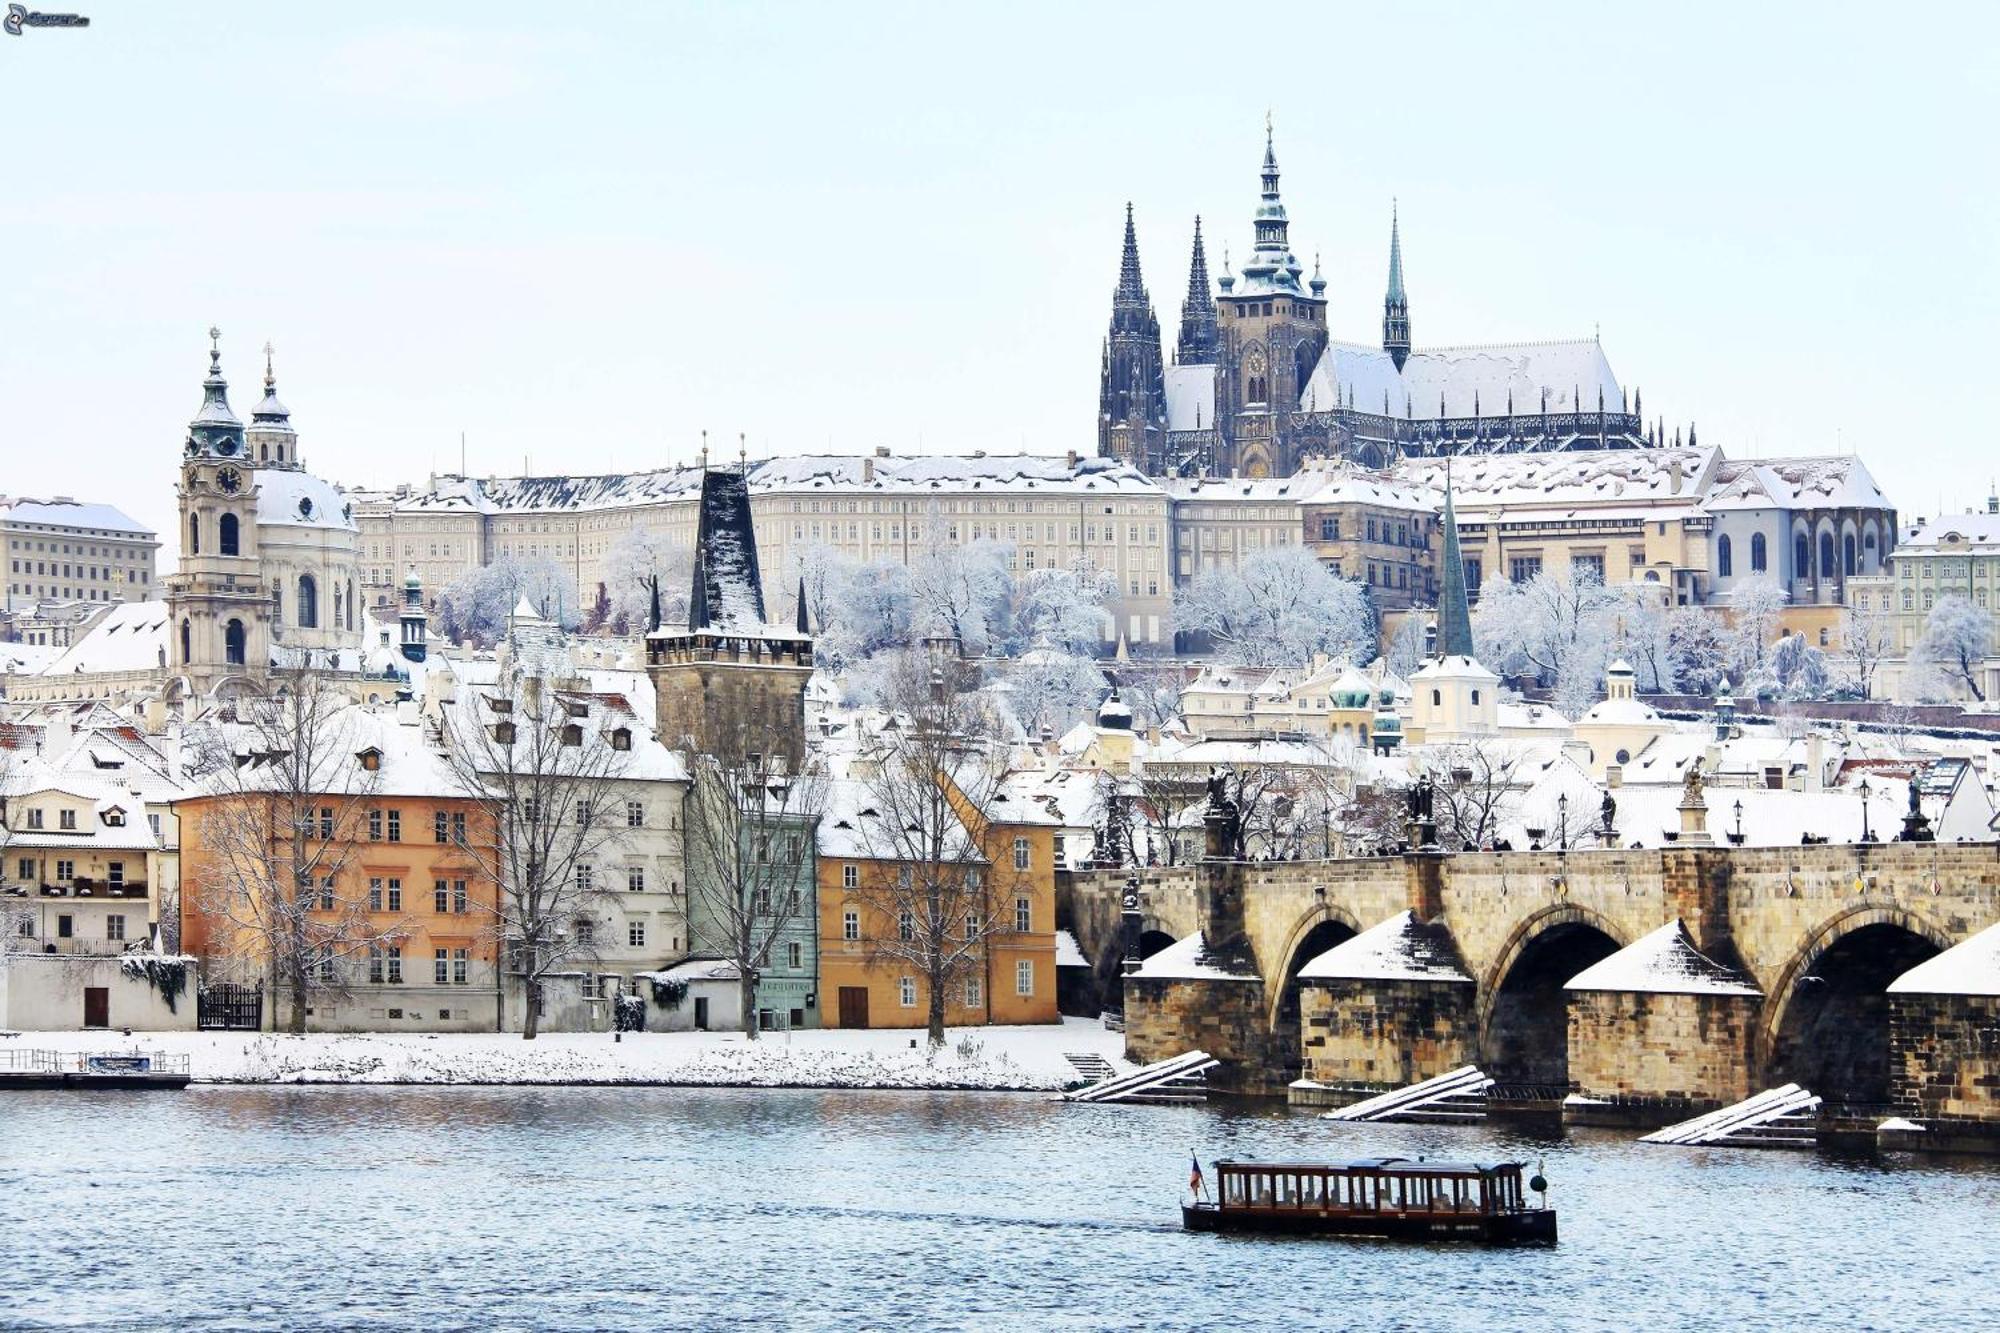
[1,1086,1992,1331]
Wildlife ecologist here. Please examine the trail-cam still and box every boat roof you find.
[1212,1157,1523,1175]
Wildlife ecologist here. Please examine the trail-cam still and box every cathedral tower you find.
[1175,216,1218,366]
[1096,203,1168,471]
[166,329,272,694]
[1382,204,1411,372]
[1214,120,1327,478]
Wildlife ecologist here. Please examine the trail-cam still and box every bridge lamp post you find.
[1730,798,1745,846]
[1859,778,1873,842]
[1556,794,1569,852]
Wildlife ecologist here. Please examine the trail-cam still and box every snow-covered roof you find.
[1164,474,1321,503]
[1300,341,1409,418]
[1054,929,1089,969]
[1705,456,1889,513]
[256,469,357,533]
[750,453,1164,497]
[1297,911,1472,983]
[0,498,154,536]
[1400,339,1624,419]
[1292,464,1435,511]
[389,470,706,516]
[816,776,980,861]
[644,957,742,984]
[1565,921,1761,996]
[1132,930,1258,981]
[38,600,171,676]
[1898,512,2000,550]
[1165,364,1216,433]
[1886,921,2000,997]
[1393,447,1714,509]
[989,767,1095,828]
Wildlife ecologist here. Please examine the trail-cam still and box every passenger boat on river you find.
[1182,1157,1555,1245]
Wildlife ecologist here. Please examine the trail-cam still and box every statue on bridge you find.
[1408,773,1439,850]
[1203,766,1244,861]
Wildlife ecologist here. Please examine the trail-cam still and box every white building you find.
[1,496,159,613]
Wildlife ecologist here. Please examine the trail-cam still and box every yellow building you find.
[815,776,1057,1030]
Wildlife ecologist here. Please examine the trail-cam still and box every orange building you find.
[815,775,1058,1030]
[178,707,503,1033]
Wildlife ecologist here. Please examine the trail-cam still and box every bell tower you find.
[1215,119,1326,478]
[166,328,271,694]
[1096,203,1168,471]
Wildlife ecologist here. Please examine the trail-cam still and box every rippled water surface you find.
[2,1086,1993,1331]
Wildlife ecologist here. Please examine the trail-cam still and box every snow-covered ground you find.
[1,1018,1129,1090]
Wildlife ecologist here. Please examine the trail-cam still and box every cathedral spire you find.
[1116,201,1145,303]
[1436,462,1475,659]
[1383,202,1412,371]
[1175,215,1218,366]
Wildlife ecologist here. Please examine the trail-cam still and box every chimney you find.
[862,456,875,483]
[1065,449,1078,471]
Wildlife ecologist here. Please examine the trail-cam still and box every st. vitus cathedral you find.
[1099,123,1652,478]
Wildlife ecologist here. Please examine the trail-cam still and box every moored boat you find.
[1182,1157,1555,1245]
[0,1048,191,1090]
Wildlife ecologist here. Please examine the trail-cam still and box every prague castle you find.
[1099,124,1649,478]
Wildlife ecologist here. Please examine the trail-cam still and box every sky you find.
[2,1,1996,550]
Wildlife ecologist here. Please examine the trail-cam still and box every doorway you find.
[83,987,109,1028]
[693,997,710,1031]
[838,986,870,1029]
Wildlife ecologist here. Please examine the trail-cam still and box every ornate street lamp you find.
[1859,777,1873,842]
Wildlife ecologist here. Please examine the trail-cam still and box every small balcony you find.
[29,878,150,900]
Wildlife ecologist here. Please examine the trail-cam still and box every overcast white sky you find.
[2,2,1995,545]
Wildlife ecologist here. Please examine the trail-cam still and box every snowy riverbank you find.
[2,1018,1129,1090]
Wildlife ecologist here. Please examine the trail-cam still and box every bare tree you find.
[1336,778,1412,855]
[1419,741,1525,851]
[1132,762,1204,866]
[681,695,826,1039]
[436,664,637,1039]
[848,653,1013,1048]
[183,668,400,1033]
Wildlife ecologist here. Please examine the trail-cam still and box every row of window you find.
[891,963,1035,1008]
[16,912,129,941]
[353,945,472,986]
[839,896,1037,941]
[9,560,145,581]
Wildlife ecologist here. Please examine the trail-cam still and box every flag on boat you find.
[1189,1153,1204,1197]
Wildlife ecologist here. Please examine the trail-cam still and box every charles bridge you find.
[1057,838,2000,1137]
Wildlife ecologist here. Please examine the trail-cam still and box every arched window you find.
[219,513,240,556]
[298,574,318,629]
[179,619,191,665]
[1843,534,1857,576]
[1794,532,1810,576]
[1819,531,1836,578]
[1431,689,1442,706]
[224,619,246,666]
[1717,534,1732,578]
[188,514,200,556]
[1750,533,1767,572]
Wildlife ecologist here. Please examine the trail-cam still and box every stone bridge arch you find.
[1264,902,1366,1086]
[1756,901,1954,1102]
[1476,903,1629,1086]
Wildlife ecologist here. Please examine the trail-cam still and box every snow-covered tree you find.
[1005,650,1105,740]
[1768,632,1831,700]
[1609,585,1680,693]
[1725,575,1789,683]
[1013,563,1117,657]
[1913,594,1992,701]
[437,555,577,645]
[1836,602,1897,699]
[602,527,692,635]
[908,535,1013,656]
[1668,605,1731,694]
[1385,608,1430,678]
[1174,546,1372,666]
[1472,568,1617,715]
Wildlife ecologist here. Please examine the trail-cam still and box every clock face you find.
[217,468,242,494]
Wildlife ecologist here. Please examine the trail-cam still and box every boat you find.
[0,1048,191,1090]
[1181,1157,1556,1245]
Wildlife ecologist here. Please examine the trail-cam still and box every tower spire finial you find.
[262,340,275,387]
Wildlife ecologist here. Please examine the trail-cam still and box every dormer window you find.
[564,700,588,719]
[485,696,512,714]
[493,722,516,745]
[59,809,77,831]
[561,724,583,747]
[357,747,383,773]
[610,727,632,752]
[102,807,126,827]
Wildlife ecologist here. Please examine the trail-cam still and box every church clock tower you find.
[166,328,271,695]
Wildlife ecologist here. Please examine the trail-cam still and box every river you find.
[1,1086,1991,1331]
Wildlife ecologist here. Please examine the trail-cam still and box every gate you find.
[198,983,263,1031]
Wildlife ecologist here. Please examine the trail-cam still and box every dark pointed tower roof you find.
[1116,201,1145,303]
[796,576,810,634]
[1382,202,1412,372]
[686,468,768,633]
[1175,215,1218,365]
[1436,463,1475,659]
